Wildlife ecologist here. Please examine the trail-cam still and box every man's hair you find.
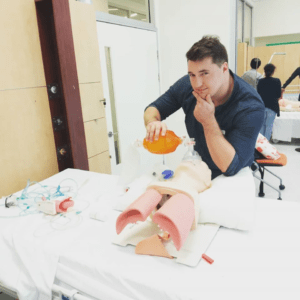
[186,36,228,67]
[250,58,261,69]
[264,63,276,77]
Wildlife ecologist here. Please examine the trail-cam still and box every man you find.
[144,36,265,179]
[281,67,300,101]
[241,58,263,90]
[281,67,300,152]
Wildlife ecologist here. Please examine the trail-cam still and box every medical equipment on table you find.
[279,98,300,111]
[36,197,74,215]
[0,178,86,220]
[114,131,215,264]
[143,130,183,154]
[3,166,287,300]
[117,131,187,190]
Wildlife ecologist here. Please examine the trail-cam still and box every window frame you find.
[96,0,156,32]
[236,0,253,46]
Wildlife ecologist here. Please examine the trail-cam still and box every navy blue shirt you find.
[147,71,265,179]
[257,77,281,116]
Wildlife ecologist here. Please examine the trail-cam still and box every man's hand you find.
[146,121,167,142]
[281,88,285,99]
[193,92,215,126]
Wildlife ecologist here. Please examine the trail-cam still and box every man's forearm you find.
[282,68,300,89]
[202,118,236,173]
[144,106,161,126]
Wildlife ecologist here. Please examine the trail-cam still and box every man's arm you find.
[276,79,282,99]
[144,107,167,141]
[193,92,264,176]
[144,106,161,126]
[202,118,236,173]
[276,79,282,116]
[193,93,235,172]
[143,75,187,141]
[282,67,300,89]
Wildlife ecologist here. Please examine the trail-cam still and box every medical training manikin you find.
[116,131,212,253]
[279,98,300,111]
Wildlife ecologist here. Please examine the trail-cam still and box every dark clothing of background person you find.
[282,67,300,101]
[257,77,281,117]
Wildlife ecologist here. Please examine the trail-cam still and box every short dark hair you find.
[186,36,228,67]
[264,63,276,77]
[250,58,261,69]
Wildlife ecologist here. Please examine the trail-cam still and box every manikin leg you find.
[116,189,162,234]
[153,193,195,251]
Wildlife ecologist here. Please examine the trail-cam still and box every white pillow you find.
[256,133,280,160]
[198,167,255,231]
[114,167,255,231]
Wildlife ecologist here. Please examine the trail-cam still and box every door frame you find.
[35,0,89,171]
[95,9,161,174]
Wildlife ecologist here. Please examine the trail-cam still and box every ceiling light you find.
[130,13,138,17]
[109,8,119,11]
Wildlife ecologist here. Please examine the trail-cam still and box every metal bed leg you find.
[263,167,285,190]
[252,163,282,200]
[258,166,265,197]
[253,172,282,200]
[253,169,283,200]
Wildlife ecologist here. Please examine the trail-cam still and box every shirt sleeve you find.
[282,67,300,89]
[222,105,265,177]
[276,79,281,116]
[257,80,262,95]
[145,76,188,120]
[276,79,282,98]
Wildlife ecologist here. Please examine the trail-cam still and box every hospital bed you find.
[1,168,300,300]
[272,93,300,142]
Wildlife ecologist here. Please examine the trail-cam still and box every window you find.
[237,0,253,46]
[107,0,150,23]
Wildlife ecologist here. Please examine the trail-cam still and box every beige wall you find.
[0,0,58,197]
[0,0,111,197]
[93,0,108,12]
[69,0,111,174]
[237,43,247,77]
[237,43,300,93]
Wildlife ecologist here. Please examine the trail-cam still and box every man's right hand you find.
[281,88,285,99]
[145,121,167,142]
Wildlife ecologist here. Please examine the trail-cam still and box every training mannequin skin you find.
[279,99,300,111]
[116,159,212,251]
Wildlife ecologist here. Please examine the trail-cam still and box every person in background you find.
[282,67,300,152]
[144,36,264,180]
[241,58,263,90]
[257,63,281,141]
[281,67,300,101]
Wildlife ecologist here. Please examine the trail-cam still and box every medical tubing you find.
[0,178,80,218]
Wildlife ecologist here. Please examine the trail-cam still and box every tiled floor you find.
[253,138,300,202]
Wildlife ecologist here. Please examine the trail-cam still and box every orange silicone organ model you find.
[143,130,182,154]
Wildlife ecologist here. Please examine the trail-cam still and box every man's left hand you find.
[193,92,215,126]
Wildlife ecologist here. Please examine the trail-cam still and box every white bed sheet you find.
[53,197,300,300]
[272,111,300,142]
[55,174,300,300]
[1,169,300,300]
[0,169,119,300]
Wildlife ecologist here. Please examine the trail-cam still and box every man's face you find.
[188,57,228,100]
